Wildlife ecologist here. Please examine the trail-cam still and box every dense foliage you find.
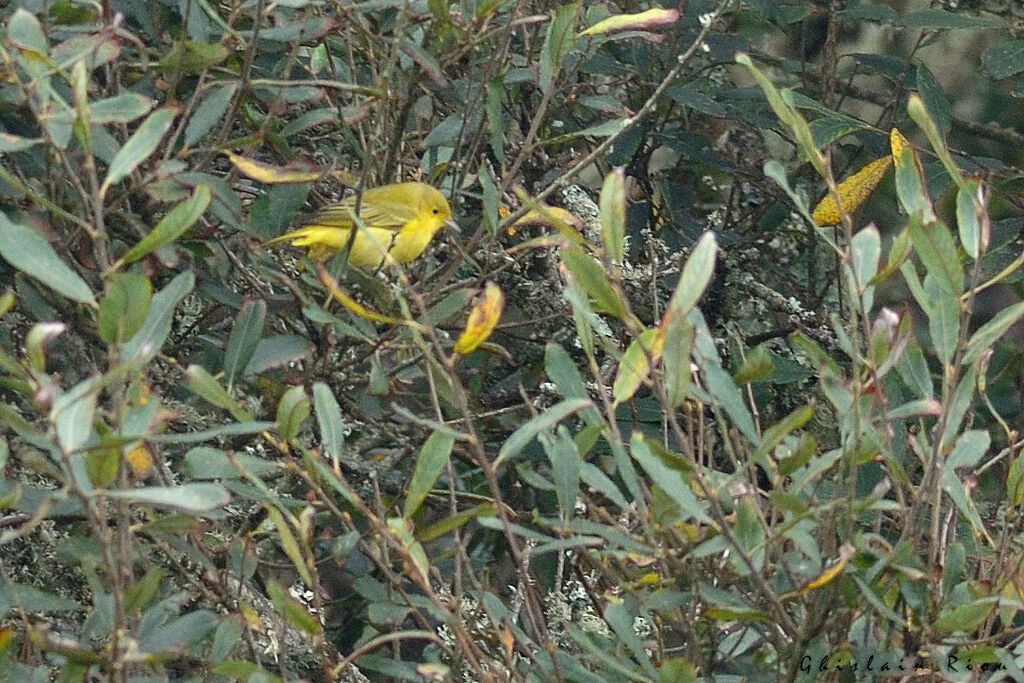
[2,0,1024,680]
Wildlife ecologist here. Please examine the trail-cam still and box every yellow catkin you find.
[812,156,893,226]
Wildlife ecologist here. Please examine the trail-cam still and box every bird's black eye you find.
[433,208,439,214]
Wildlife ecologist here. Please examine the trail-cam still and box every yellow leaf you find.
[225,152,325,184]
[612,328,665,405]
[812,156,892,226]
[317,265,418,329]
[798,542,854,594]
[890,127,909,161]
[454,282,504,355]
[125,442,154,479]
[512,206,583,230]
[580,8,679,36]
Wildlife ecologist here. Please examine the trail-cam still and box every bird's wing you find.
[311,196,414,232]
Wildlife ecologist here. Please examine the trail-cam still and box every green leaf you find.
[264,505,313,587]
[753,405,813,463]
[612,328,662,405]
[122,185,211,263]
[244,335,313,376]
[149,421,275,444]
[124,567,163,614]
[932,600,996,635]
[486,76,506,163]
[90,93,154,125]
[893,144,933,220]
[849,224,880,310]
[543,426,581,520]
[495,398,592,469]
[182,447,279,479]
[0,582,77,617]
[0,213,95,304]
[604,602,657,678]
[545,342,600,425]
[276,385,310,442]
[0,132,43,152]
[915,63,951,135]
[403,431,454,518]
[809,116,861,149]
[630,433,711,524]
[963,302,1024,365]
[955,179,983,259]
[265,580,321,636]
[101,105,179,197]
[223,299,266,389]
[479,162,499,235]
[98,273,152,345]
[900,9,1006,30]
[560,246,627,318]
[158,40,230,74]
[580,7,679,36]
[312,383,345,468]
[662,317,693,408]
[51,375,100,456]
[7,9,47,52]
[106,483,231,512]
[736,54,826,178]
[540,4,578,93]
[925,276,960,367]
[698,350,759,444]
[187,364,252,422]
[599,168,626,263]
[908,216,963,297]
[664,226,718,325]
[907,94,961,185]
[982,40,1024,79]
[211,618,244,665]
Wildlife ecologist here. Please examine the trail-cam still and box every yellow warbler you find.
[268,182,453,268]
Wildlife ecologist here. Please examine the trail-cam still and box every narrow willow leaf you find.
[122,271,194,364]
[264,506,313,587]
[90,93,154,124]
[544,426,581,520]
[106,483,231,513]
[495,398,592,469]
[580,7,679,36]
[599,168,626,263]
[122,185,211,263]
[312,383,345,469]
[907,94,961,185]
[955,178,984,259]
[561,246,627,318]
[736,54,826,177]
[630,433,711,524]
[403,431,454,518]
[908,215,963,296]
[612,328,664,405]
[101,106,179,197]
[454,282,504,355]
[223,299,266,389]
[540,4,578,93]
[663,231,717,325]
[98,273,152,345]
[184,83,236,148]
[0,213,95,304]
[276,384,310,442]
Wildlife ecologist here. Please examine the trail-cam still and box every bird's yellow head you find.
[419,185,454,233]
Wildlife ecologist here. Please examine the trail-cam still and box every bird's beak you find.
[444,218,459,232]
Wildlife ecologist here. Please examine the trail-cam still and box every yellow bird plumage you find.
[268,182,453,269]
